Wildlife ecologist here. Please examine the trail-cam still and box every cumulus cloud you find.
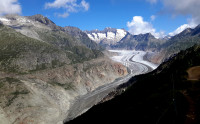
[127,16,165,38]
[0,0,21,15]
[45,0,89,18]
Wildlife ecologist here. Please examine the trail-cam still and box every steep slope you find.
[67,45,200,124]
[113,33,165,51]
[0,57,128,124]
[0,24,69,73]
[63,26,104,50]
[160,25,200,60]
[0,15,129,124]
[145,25,200,64]
[0,14,103,63]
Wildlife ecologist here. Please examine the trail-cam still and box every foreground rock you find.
[0,57,127,124]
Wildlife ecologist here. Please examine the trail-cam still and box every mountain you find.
[0,14,104,63]
[63,26,104,50]
[67,44,200,124]
[0,23,70,73]
[0,15,128,124]
[156,24,200,62]
[143,25,200,65]
[112,33,165,51]
[85,27,128,47]
[86,28,166,51]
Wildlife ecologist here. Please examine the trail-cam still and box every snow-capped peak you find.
[86,28,127,45]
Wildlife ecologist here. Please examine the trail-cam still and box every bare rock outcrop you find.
[0,57,127,124]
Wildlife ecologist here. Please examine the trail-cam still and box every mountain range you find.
[67,41,200,124]
[86,25,200,63]
[0,14,200,124]
[0,14,128,124]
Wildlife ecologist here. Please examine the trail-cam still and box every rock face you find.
[113,33,165,51]
[63,26,103,50]
[0,14,128,124]
[157,24,200,63]
[0,57,127,124]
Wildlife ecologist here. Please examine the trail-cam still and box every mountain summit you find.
[85,28,128,46]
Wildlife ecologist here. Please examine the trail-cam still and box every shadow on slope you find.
[67,45,200,124]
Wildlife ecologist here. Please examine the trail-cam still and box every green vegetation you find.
[6,90,29,106]
[5,77,21,84]
[49,81,75,90]
[0,19,104,74]
[0,77,21,88]
[160,28,200,60]
[0,25,68,73]
[25,27,103,64]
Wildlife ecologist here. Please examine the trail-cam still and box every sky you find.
[0,0,199,38]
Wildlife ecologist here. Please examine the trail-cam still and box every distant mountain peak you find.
[86,28,128,45]
[27,14,55,26]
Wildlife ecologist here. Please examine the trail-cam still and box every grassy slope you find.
[162,36,200,59]
[67,45,200,124]
[34,28,103,63]
[0,24,68,73]
[0,23,103,73]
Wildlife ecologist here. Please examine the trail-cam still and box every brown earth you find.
[187,66,200,80]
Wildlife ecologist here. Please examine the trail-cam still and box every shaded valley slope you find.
[67,44,200,124]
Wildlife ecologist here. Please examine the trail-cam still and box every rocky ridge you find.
[0,14,128,124]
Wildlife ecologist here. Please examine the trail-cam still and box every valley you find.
[64,50,158,122]
[0,13,200,124]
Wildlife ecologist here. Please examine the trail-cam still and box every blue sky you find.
[1,0,199,37]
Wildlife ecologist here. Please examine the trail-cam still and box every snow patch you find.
[87,34,95,40]
[92,33,98,40]
[116,29,127,42]
[86,29,127,45]
[0,18,11,25]
[107,32,115,40]
[97,33,106,39]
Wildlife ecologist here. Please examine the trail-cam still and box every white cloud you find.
[81,0,89,11]
[151,15,156,21]
[163,0,200,25]
[45,0,89,18]
[146,0,157,4]
[127,16,165,38]
[146,0,200,36]
[56,12,69,18]
[146,0,200,25]
[0,0,21,15]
